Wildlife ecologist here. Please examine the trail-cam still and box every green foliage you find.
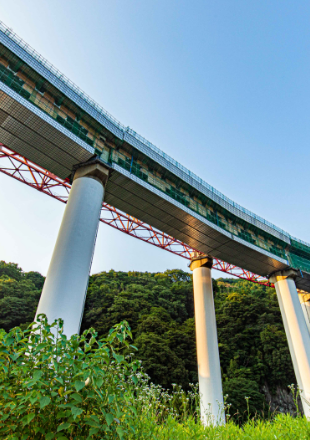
[1,315,308,439]
[0,260,23,280]
[0,315,140,439]
[128,413,310,439]
[216,280,295,391]
[223,378,265,422]
[82,269,196,389]
[0,262,297,412]
[0,261,44,331]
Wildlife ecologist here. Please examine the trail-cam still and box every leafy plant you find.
[0,315,140,439]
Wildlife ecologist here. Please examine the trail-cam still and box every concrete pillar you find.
[298,292,310,335]
[189,254,225,425]
[270,270,310,417]
[35,162,109,337]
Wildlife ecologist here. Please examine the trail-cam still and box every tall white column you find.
[270,270,310,417]
[298,293,310,336]
[189,254,225,426]
[35,162,109,337]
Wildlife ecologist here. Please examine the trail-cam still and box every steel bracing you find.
[0,143,272,286]
[1,20,310,292]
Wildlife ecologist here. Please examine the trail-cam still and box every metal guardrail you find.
[0,20,309,248]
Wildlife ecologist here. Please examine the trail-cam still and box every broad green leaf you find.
[116,427,124,439]
[89,428,100,435]
[35,342,48,351]
[105,413,114,426]
[71,406,83,418]
[30,395,38,404]
[45,433,54,440]
[40,396,51,409]
[5,337,14,346]
[85,420,100,427]
[74,380,85,392]
[71,393,82,403]
[57,422,71,432]
[113,353,124,363]
[9,353,20,361]
[132,375,138,385]
[95,377,103,388]
[33,370,43,381]
[22,412,35,426]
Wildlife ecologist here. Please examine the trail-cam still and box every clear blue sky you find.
[0,1,309,276]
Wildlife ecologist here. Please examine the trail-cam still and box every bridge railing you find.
[0,20,309,251]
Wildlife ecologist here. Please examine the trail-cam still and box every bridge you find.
[1,21,310,424]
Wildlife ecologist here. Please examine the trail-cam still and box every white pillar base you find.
[35,162,109,338]
[270,270,310,417]
[190,255,225,425]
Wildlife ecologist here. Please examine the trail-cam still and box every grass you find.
[126,374,310,439]
[128,413,310,439]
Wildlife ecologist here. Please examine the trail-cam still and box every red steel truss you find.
[0,143,272,286]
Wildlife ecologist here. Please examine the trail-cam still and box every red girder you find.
[0,143,273,287]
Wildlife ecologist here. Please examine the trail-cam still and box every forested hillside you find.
[0,260,297,414]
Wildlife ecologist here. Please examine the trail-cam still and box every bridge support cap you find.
[189,252,213,271]
[269,268,298,284]
[73,161,109,186]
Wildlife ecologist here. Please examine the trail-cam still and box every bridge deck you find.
[0,22,309,291]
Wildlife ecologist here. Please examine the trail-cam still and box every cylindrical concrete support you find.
[270,270,310,417]
[35,162,109,337]
[189,254,225,425]
[298,293,310,336]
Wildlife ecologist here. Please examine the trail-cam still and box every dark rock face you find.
[262,383,303,416]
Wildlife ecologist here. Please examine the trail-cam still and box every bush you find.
[0,315,140,439]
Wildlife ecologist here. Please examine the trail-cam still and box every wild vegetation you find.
[0,314,308,439]
[0,260,307,438]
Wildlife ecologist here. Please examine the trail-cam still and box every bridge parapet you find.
[0,21,310,286]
